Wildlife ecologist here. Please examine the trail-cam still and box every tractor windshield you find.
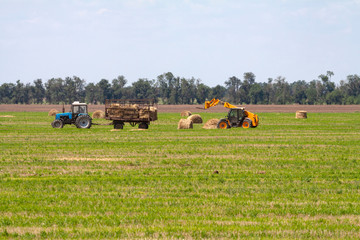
[73,105,87,114]
[79,106,86,113]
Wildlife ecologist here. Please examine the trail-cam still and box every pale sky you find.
[1,0,359,86]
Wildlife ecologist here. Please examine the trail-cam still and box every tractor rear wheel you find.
[217,119,229,129]
[75,115,92,129]
[242,118,252,128]
[51,119,63,128]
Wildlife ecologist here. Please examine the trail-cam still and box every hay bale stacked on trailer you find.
[105,99,157,129]
[139,107,158,121]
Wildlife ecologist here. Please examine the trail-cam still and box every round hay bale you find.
[178,119,193,129]
[187,114,203,124]
[92,110,105,119]
[202,118,219,129]
[296,110,307,119]
[180,110,192,117]
[48,109,59,116]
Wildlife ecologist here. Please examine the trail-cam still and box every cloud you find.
[96,8,110,15]
[289,8,309,17]
[76,10,89,17]
[24,17,41,24]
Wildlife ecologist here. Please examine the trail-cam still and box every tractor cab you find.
[227,108,246,127]
[71,102,88,116]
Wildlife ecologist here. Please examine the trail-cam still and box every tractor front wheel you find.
[217,119,229,129]
[75,116,92,129]
[51,119,64,128]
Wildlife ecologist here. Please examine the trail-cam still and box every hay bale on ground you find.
[203,118,219,129]
[296,110,307,119]
[187,114,202,124]
[178,119,193,129]
[48,109,59,116]
[92,110,105,119]
[180,110,192,117]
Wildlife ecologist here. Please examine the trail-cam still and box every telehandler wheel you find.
[138,122,149,129]
[217,119,229,129]
[242,118,252,129]
[75,115,92,129]
[51,119,63,128]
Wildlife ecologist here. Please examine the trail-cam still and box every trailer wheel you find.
[75,115,92,129]
[138,122,148,129]
[51,119,63,128]
[114,123,124,129]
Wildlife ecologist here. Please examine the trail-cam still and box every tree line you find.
[1,71,360,105]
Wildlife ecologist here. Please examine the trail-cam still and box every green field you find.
[1,111,360,239]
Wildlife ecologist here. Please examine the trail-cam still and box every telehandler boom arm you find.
[204,98,237,109]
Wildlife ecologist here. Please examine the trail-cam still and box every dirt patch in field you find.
[0,104,359,113]
[0,115,15,117]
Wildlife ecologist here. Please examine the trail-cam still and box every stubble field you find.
[1,107,360,239]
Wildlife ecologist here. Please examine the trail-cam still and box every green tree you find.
[195,81,211,104]
[273,76,290,104]
[291,80,308,104]
[326,89,343,104]
[85,83,101,104]
[240,72,256,104]
[64,77,77,104]
[45,78,65,104]
[305,80,318,105]
[132,79,155,99]
[345,74,360,97]
[96,79,111,104]
[249,83,264,104]
[112,75,127,99]
[224,76,241,103]
[0,83,15,103]
[263,78,275,104]
[180,78,194,104]
[73,76,86,102]
[156,72,175,104]
[13,80,26,104]
[32,79,45,104]
[210,85,226,100]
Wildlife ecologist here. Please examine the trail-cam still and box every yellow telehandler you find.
[204,99,259,129]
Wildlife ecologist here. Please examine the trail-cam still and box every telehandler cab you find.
[204,98,259,129]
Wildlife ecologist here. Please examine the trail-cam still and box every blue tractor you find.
[51,101,92,129]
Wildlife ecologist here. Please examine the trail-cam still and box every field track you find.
[1,104,359,113]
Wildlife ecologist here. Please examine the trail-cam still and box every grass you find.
[1,111,360,239]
